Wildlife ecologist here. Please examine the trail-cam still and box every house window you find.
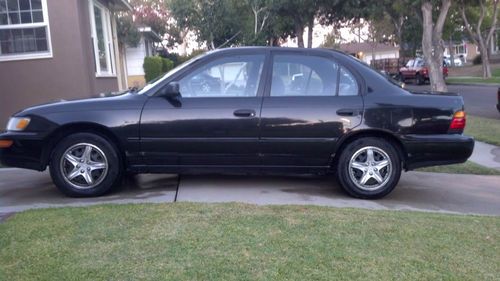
[0,0,52,61]
[454,44,466,55]
[89,0,114,76]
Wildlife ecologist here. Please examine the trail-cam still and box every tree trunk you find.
[307,18,314,48]
[448,39,455,67]
[478,41,492,78]
[253,8,258,34]
[295,24,304,48]
[421,1,449,92]
[460,0,498,79]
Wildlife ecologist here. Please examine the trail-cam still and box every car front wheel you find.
[49,133,123,197]
[336,137,402,199]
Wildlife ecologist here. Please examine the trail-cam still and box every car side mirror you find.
[159,82,181,99]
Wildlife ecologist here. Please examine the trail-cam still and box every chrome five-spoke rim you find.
[60,143,108,189]
[348,146,392,191]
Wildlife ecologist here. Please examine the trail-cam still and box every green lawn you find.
[447,76,500,85]
[417,161,500,175]
[1,203,499,280]
[466,115,500,146]
[447,67,500,85]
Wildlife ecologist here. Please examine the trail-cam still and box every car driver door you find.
[140,51,268,170]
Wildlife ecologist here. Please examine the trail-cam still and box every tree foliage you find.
[458,0,499,78]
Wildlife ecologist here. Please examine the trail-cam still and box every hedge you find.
[143,56,163,82]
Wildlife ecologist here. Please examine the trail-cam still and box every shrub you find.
[161,58,174,73]
[143,56,163,82]
[472,54,482,65]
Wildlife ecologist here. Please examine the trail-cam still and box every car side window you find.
[406,60,414,67]
[338,67,359,96]
[178,55,264,98]
[270,54,339,96]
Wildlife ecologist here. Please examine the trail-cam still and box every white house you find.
[124,26,161,88]
[337,42,400,65]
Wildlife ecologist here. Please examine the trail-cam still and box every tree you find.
[421,0,452,92]
[274,0,319,48]
[169,0,245,50]
[246,0,271,35]
[459,0,499,78]
[130,0,170,36]
[382,0,419,58]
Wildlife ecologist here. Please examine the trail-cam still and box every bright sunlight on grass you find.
[465,115,500,146]
[0,203,499,280]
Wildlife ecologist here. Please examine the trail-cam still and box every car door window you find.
[270,54,339,96]
[178,55,264,98]
[339,67,359,96]
[406,60,414,67]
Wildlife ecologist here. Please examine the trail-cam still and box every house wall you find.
[0,0,120,126]
[77,0,119,94]
[362,50,399,65]
[126,37,147,88]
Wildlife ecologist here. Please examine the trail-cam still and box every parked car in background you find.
[0,47,474,199]
[399,57,449,85]
[444,56,463,67]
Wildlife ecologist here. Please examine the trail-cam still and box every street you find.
[1,169,500,216]
[407,84,499,119]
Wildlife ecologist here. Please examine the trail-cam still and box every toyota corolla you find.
[0,47,474,199]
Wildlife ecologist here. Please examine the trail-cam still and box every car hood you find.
[15,92,146,117]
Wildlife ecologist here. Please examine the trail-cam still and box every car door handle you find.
[337,108,361,116]
[233,109,256,117]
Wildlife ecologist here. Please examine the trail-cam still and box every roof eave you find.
[110,0,132,12]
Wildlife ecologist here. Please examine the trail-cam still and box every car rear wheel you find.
[49,133,123,197]
[336,137,401,199]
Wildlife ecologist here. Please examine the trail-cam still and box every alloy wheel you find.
[59,143,108,189]
[348,146,392,191]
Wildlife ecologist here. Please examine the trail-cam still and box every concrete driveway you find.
[1,168,500,216]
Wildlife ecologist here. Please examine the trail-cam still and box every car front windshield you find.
[136,54,205,95]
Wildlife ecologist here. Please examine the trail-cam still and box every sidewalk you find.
[469,141,500,170]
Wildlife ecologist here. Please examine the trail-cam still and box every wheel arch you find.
[331,129,408,170]
[41,122,126,168]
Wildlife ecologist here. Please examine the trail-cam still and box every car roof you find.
[205,46,350,57]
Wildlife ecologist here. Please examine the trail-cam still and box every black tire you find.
[398,73,405,82]
[336,137,402,199]
[49,133,123,197]
[416,73,424,85]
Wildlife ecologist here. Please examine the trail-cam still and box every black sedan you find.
[0,47,474,199]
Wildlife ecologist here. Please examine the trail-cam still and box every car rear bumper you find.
[401,134,475,170]
[0,131,46,171]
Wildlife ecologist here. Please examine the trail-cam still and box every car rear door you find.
[140,51,268,170]
[259,50,363,168]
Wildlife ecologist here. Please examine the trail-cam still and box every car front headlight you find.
[6,117,31,131]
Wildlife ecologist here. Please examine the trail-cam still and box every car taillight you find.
[449,111,466,132]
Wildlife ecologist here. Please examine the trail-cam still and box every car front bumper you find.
[0,131,46,171]
[401,134,475,170]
